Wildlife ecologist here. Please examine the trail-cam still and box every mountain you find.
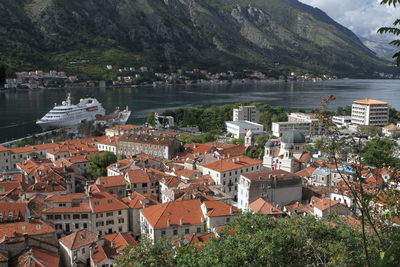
[0,0,394,78]
[360,36,398,61]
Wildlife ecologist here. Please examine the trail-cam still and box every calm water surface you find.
[0,79,399,143]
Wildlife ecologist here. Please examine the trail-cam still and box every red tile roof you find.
[311,197,342,212]
[121,192,159,209]
[89,192,129,213]
[96,175,126,188]
[42,204,91,214]
[249,198,285,215]
[295,166,316,177]
[92,232,138,264]
[141,199,203,228]
[14,248,60,267]
[203,201,237,217]
[202,156,262,172]
[59,229,98,250]
[125,169,154,184]
[44,193,85,203]
[0,220,55,240]
[0,202,27,222]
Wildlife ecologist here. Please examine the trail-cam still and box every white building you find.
[351,99,389,127]
[233,106,260,123]
[272,122,311,137]
[225,121,264,139]
[332,116,352,128]
[237,170,302,211]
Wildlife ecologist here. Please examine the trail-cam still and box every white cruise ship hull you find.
[36,112,101,130]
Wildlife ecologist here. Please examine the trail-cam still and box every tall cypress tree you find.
[0,65,6,86]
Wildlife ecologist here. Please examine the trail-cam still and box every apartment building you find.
[201,156,263,201]
[233,106,260,123]
[237,170,302,211]
[272,121,311,137]
[42,191,129,237]
[351,99,389,127]
[225,121,264,139]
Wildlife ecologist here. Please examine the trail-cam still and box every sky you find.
[299,0,398,41]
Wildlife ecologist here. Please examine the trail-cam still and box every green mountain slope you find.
[0,0,395,78]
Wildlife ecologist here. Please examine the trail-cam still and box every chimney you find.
[230,207,233,215]
[180,218,183,226]
[167,219,170,227]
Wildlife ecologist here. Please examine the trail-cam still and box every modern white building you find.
[272,122,311,137]
[351,99,389,127]
[233,106,260,123]
[225,121,264,139]
[288,112,322,135]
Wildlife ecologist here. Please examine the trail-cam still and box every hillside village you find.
[0,98,398,266]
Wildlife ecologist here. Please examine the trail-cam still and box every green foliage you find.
[357,125,382,137]
[116,214,375,267]
[179,132,218,144]
[389,108,400,124]
[335,105,352,116]
[229,138,244,145]
[14,130,71,147]
[379,0,400,65]
[361,138,399,168]
[147,112,156,127]
[78,120,106,138]
[161,102,287,133]
[118,154,127,161]
[88,152,117,178]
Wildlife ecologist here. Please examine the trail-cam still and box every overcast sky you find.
[299,0,398,41]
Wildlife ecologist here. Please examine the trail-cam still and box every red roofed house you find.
[140,199,205,242]
[59,229,99,267]
[310,196,351,218]
[95,175,127,198]
[124,169,160,196]
[42,191,129,237]
[121,192,159,235]
[201,156,263,201]
[0,202,30,223]
[91,232,138,267]
[249,198,285,218]
[200,201,237,231]
[237,170,302,211]
[13,247,60,267]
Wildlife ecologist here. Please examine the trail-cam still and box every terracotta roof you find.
[175,233,216,248]
[203,201,237,217]
[14,248,60,267]
[242,170,299,181]
[174,169,200,179]
[202,156,262,172]
[125,169,155,184]
[121,192,159,209]
[216,145,246,157]
[311,197,342,211]
[353,99,387,105]
[184,143,215,154]
[0,202,27,222]
[92,232,138,264]
[89,192,129,213]
[97,175,126,188]
[249,198,285,215]
[295,166,316,177]
[298,152,310,163]
[140,199,203,228]
[0,146,10,152]
[0,220,55,240]
[383,124,399,131]
[162,176,182,188]
[59,229,98,250]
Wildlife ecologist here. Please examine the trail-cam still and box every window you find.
[107,199,113,204]
[173,229,178,236]
[47,215,54,220]
[83,223,88,229]
[161,230,166,236]
[118,210,122,215]
[75,223,79,229]
[118,218,124,224]
[82,248,85,254]
[81,214,88,219]
[197,227,201,233]
[106,212,113,217]
[94,201,100,206]
[106,220,114,225]
[64,214,71,220]
[73,214,80,220]
[226,218,230,223]
[185,229,189,234]
[54,215,62,220]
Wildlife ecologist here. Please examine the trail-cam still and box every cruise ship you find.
[36,93,106,130]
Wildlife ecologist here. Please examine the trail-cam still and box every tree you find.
[0,65,6,86]
[361,138,399,168]
[147,112,156,127]
[88,152,117,177]
[358,125,382,137]
[378,0,400,65]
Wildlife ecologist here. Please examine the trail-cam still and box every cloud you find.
[300,0,398,40]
